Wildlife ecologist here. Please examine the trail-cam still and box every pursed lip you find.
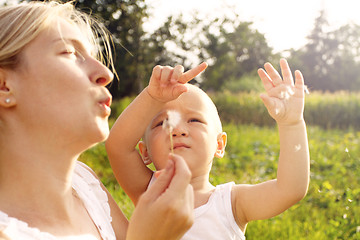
[100,96,112,107]
[98,94,112,116]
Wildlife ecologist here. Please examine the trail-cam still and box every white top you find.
[181,182,246,240]
[0,161,116,240]
[148,177,246,240]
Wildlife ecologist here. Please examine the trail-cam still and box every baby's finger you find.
[150,65,162,83]
[171,65,185,83]
[294,70,304,88]
[295,70,306,97]
[258,68,274,92]
[264,62,282,86]
[280,58,294,86]
[172,84,189,98]
[179,62,208,84]
[160,66,174,86]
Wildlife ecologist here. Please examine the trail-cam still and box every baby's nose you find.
[172,125,188,137]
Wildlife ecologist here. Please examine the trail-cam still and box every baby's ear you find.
[138,141,152,165]
[214,132,227,158]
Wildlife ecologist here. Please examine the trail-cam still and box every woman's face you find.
[8,18,113,149]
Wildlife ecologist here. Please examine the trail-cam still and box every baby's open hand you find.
[258,58,305,126]
[147,62,207,103]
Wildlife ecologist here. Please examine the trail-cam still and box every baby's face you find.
[143,86,223,176]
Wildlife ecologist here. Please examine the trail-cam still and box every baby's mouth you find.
[172,143,190,150]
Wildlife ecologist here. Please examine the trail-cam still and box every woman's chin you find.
[85,120,110,147]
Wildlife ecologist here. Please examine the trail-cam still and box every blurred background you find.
[3,0,360,98]
[2,1,359,239]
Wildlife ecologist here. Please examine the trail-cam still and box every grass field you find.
[80,123,360,239]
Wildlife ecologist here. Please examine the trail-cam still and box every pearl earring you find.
[5,98,10,104]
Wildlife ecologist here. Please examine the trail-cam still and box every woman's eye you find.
[62,49,85,61]
[62,50,73,55]
[62,47,76,54]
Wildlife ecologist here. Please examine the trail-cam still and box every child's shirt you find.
[0,161,116,240]
[149,177,245,240]
[181,182,245,240]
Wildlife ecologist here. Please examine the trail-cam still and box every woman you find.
[0,1,194,239]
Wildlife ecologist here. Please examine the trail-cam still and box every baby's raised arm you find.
[232,59,310,227]
[106,63,207,204]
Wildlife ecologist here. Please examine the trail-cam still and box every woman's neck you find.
[0,134,80,222]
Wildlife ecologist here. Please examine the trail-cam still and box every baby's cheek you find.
[149,149,169,170]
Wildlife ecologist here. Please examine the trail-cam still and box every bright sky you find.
[144,0,360,53]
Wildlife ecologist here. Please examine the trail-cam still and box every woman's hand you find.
[126,154,194,240]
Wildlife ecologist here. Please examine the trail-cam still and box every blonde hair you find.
[0,1,114,71]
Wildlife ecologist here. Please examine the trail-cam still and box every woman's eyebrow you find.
[52,38,90,53]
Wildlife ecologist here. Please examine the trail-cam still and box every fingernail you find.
[154,170,163,178]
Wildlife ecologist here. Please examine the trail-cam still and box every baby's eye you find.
[154,120,164,128]
[189,118,201,123]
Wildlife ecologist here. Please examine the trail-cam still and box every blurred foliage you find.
[288,10,360,92]
[198,19,275,91]
[5,1,360,94]
[10,0,276,97]
[209,91,274,126]
[151,12,278,91]
[208,90,360,130]
[303,91,360,129]
[109,90,360,131]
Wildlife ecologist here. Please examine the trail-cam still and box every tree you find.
[13,1,275,95]
[149,13,275,92]
[288,10,360,92]
[198,19,274,91]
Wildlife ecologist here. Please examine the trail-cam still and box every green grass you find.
[80,124,360,239]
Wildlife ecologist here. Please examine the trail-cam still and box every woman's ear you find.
[138,141,152,165]
[214,132,227,158]
[0,69,16,107]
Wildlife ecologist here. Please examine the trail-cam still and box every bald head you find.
[177,84,223,133]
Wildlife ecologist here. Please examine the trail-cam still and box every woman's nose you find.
[89,58,114,86]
